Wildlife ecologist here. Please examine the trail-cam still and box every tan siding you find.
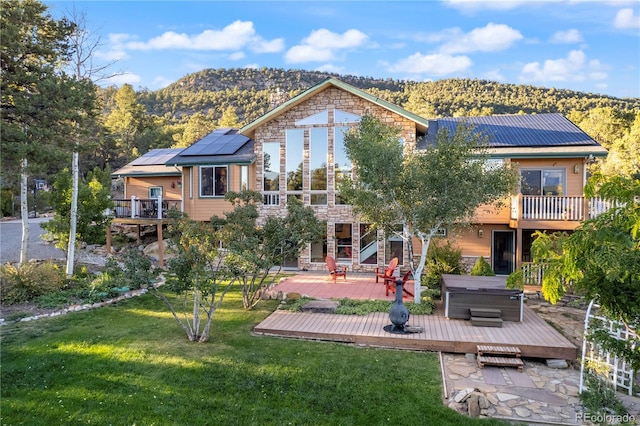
[513,158,584,196]
[125,176,182,200]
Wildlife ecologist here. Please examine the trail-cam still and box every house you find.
[116,78,608,277]
[423,114,607,278]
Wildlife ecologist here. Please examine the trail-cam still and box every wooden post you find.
[157,223,164,268]
[106,225,112,254]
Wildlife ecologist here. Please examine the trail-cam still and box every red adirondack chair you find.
[385,270,414,298]
[325,256,347,282]
[375,257,398,284]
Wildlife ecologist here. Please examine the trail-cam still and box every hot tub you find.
[442,274,523,321]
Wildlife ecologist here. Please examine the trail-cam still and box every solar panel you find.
[130,148,183,165]
[179,129,250,157]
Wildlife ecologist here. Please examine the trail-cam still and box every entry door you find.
[492,231,515,275]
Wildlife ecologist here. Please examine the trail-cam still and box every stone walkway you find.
[443,353,584,424]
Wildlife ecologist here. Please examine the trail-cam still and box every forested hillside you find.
[96,67,638,177]
[135,67,640,125]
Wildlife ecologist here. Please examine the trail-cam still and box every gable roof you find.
[112,148,183,177]
[422,113,608,159]
[239,78,431,135]
[166,128,256,166]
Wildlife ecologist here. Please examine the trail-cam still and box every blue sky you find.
[46,1,640,98]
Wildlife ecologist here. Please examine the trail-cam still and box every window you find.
[359,223,377,264]
[310,127,328,205]
[200,166,227,197]
[239,165,249,191]
[335,223,352,261]
[310,227,328,263]
[385,225,404,266]
[148,186,162,199]
[334,126,352,204]
[263,142,280,205]
[521,169,565,196]
[286,129,304,194]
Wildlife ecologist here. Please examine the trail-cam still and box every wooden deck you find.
[254,302,578,360]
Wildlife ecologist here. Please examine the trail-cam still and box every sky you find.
[45,1,640,99]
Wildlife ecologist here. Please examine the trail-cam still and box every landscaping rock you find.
[467,394,481,417]
[301,300,338,314]
[545,359,569,369]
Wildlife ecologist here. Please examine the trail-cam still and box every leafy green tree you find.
[215,191,325,309]
[470,256,496,276]
[155,214,235,342]
[42,167,113,249]
[175,112,215,147]
[530,174,639,369]
[339,115,518,303]
[103,83,147,167]
[1,0,96,263]
[218,105,241,128]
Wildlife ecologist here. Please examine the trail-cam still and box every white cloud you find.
[285,45,334,63]
[152,76,173,89]
[613,8,640,29]
[315,63,345,74]
[387,52,472,76]
[519,50,608,83]
[285,28,368,63]
[438,23,523,54]
[244,63,259,70]
[549,29,583,44]
[122,21,284,53]
[252,38,285,54]
[229,52,245,61]
[483,69,506,82]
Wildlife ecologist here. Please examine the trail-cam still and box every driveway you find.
[0,217,66,264]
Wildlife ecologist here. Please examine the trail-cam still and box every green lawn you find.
[1,291,508,425]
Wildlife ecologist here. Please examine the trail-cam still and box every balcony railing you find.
[522,262,547,286]
[511,195,616,222]
[112,196,181,219]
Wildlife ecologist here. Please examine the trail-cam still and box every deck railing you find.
[511,195,617,222]
[522,262,547,286]
[112,196,181,219]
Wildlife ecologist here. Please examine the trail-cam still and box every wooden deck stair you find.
[470,308,503,328]
[477,345,524,372]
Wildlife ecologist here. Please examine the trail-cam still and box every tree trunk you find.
[66,151,79,276]
[19,159,29,265]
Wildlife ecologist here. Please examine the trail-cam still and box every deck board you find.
[255,304,577,360]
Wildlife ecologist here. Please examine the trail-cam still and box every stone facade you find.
[253,86,421,272]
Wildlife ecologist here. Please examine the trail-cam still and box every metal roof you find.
[167,130,256,166]
[422,113,603,149]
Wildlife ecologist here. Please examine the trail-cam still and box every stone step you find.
[477,355,524,372]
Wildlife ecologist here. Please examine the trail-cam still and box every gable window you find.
[200,166,227,197]
[148,186,162,199]
[310,127,328,205]
[521,169,565,196]
[286,129,304,198]
[334,126,352,204]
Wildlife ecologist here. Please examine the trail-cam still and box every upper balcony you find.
[509,194,617,229]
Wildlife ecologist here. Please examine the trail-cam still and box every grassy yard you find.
[1,290,508,425]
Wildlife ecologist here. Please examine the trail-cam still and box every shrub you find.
[423,240,463,288]
[470,256,496,276]
[0,262,65,304]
